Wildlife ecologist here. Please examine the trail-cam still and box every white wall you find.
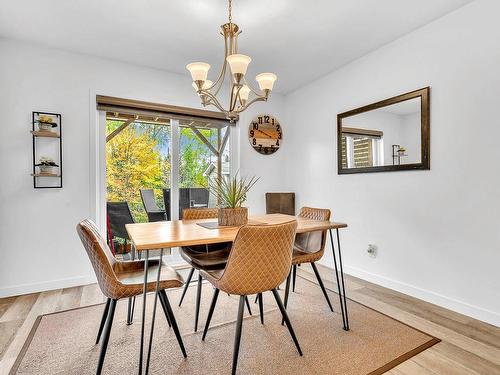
[0,39,285,296]
[284,0,500,326]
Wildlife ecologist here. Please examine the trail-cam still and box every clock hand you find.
[257,129,273,138]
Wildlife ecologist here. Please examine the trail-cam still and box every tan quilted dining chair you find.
[76,219,186,374]
[200,220,302,375]
[178,208,248,332]
[283,207,334,315]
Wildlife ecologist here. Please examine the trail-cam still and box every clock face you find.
[248,115,282,155]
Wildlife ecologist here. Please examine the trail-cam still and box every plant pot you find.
[38,123,55,132]
[218,207,248,226]
[39,165,55,174]
[117,243,132,254]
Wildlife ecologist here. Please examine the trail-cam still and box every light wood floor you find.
[1,265,499,374]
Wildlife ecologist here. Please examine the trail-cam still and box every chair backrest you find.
[189,188,209,206]
[216,220,297,295]
[294,207,331,254]
[266,192,295,215]
[106,202,134,240]
[140,189,162,212]
[76,219,120,299]
[183,207,219,220]
[140,189,165,222]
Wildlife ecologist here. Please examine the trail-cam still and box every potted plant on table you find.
[209,173,259,226]
[35,157,59,174]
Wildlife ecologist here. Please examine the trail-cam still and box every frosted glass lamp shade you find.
[256,73,277,91]
[226,54,252,75]
[239,85,251,102]
[186,62,211,82]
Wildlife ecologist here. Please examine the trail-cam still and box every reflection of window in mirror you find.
[341,129,384,168]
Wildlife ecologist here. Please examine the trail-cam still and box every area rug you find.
[11,275,439,374]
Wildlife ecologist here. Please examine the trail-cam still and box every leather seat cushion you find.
[113,260,184,299]
[292,246,323,265]
[180,245,231,270]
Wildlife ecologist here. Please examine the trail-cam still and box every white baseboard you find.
[341,265,500,328]
[0,275,97,298]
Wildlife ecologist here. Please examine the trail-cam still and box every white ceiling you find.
[0,0,474,93]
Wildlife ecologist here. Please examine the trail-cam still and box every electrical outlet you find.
[367,244,377,257]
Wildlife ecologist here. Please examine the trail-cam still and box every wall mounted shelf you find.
[31,173,61,177]
[32,111,63,189]
[31,130,60,138]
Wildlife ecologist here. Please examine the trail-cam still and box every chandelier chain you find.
[228,0,232,24]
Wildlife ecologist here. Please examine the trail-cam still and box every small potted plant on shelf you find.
[37,114,57,132]
[209,173,259,226]
[35,157,59,174]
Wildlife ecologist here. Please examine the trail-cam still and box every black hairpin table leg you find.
[336,228,349,330]
[138,250,149,374]
[145,249,163,374]
[329,229,349,331]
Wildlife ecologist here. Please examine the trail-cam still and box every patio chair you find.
[140,189,166,222]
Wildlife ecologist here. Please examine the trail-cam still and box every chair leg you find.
[96,299,117,375]
[272,289,303,356]
[311,262,334,312]
[96,298,110,344]
[178,268,195,307]
[126,297,133,325]
[281,268,292,325]
[194,274,203,332]
[258,293,264,324]
[231,296,246,375]
[130,296,136,323]
[202,288,220,341]
[158,291,172,327]
[160,290,187,358]
[244,296,252,315]
[292,264,297,292]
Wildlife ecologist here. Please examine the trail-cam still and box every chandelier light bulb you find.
[186,62,211,82]
[239,85,251,102]
[226,54,252,75]
[256,73,277,91]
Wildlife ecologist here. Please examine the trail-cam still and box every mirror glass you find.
[337,88,429,174]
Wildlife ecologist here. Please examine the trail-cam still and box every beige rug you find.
[11,276,439,374]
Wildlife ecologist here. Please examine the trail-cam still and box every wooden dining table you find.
[126,213,349,375]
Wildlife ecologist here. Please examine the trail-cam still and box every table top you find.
[126,213,347,251]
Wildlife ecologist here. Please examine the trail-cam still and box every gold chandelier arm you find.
[200,89,228,113]
[236,95,267,113]
[207,30,230,96]
[230,85,243,112]
[242,76,265,97]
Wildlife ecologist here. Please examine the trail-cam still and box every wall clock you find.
[248,114,282,155]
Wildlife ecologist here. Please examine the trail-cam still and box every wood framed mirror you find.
[337,87,430,174]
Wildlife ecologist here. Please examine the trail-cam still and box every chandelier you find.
[186,0,277,122]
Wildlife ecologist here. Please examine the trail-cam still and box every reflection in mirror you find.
[341,97,421,168]
[337,87,429,174]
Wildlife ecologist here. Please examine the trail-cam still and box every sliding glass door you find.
[106,113,230,222]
